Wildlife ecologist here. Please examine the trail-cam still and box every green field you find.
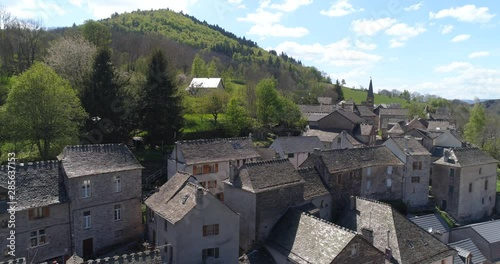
[342,87,416,107]
[183,113,227,133]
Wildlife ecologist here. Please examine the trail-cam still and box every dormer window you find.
[351,243,359,257]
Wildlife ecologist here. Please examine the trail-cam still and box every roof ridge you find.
[301,211,357,235]
[355,196,392,207]
[244,158,289,167]
[1,160,59,172]
[178,137,250,144]
[65,143,127,152]
[297,166,315,172]
[84,249,160,264]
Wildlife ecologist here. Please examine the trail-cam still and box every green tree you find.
[334,79,344,102]
[202,89,229,126]
[256,78,280,126]
[82,48,127,144]
[138,49,182,146]
[406,103,425,119]
[225,96,251,136]
[464,101,487,147]
[191,54,207,77]
[1,62,87,159]
[207,58,218,77]
[82,20,111,48]
[277,97,302,128]
[400,89,411,101]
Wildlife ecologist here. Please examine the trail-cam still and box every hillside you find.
[342,87,416,107]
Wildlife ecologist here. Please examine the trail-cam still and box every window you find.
[203,224,219,236]
[202,164,218,174]
[29,207,49,220]
[114,204,121,221]
[193,165,202,175]
[482,198,485,204]
[449,168,455,177]
[336,174,342,185]
[30,229,46,247]
[469,183,472,193]
[82,180,91,198]
[201,180,217,189]
[287,153,295,158]
[202,248,219,261]
[367,167,371,176]
[387,166,393,175]
[479,167,482,174]
[386,178,392,188]
[485,180,488,190]
[337,137,341,144]
[412,161,422,170]
[411,177,420,183]
[113,176,121,192]
[448,186,454,195]
[83,211,91,229]
[164,219,168,231]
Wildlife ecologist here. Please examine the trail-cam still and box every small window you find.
[386,178,392,188]
[203,224,219,236]
[82,180,91,198]
[164,219,168,231]
[202,248,219,261]
[411,177,420,183]
[83,211,91,229]
[351,243,359,257]
[193,165,202,175]
[387,166,393,175]
[114,204,121,221]
[30,229,46,247]
[287,153,295,158]
[113,176,122,192]
[482,198,485,204]
[337,174,342,185]
[485,180,488,190]
[449,168,455,177]
[337,137,341,144]
[412,161,422,170]
[479,167,482,174]
[469,183,472,193]
[29,207,49,220]
[448,186,454,195]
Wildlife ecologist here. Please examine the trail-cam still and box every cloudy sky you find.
[3,0,500,100]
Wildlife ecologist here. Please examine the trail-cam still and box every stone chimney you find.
[196,187,204,204]
[443,149,451,163]
[349,196,356,211]
[229,160,237,183]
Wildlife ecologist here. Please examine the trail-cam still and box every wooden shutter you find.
[28,209,34,221]
[215,163,218,173]
[203,165,209,174]
[203,225,207,237]
[43,207,50,218]
[193,166,197,175]
[215,224,219,235]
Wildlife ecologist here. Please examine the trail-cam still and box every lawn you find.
[342,86,422,107]
[183,113,227,133]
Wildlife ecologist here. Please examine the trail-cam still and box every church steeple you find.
[368,78,374,99]
[364,77,374,109]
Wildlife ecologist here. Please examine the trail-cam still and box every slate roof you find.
[388,123,405,135]
[350,197,456,264]
[299,104,336,114]
[317,97,333,105]
[297,167,330,201]
[0,162,68,211]
[59,144,143,178]
[271,136,324,154]
[187,78,223,89]
[358,124,375,136]
[356,105,377,117]
[235,159,304,193]
[177,137,260,165]
[82,249,162,264]
[266,209,357,264]
[334,109,364,124]
[303,129,339,142]
[427,121,453,132]
[389,137,430,155]
[380,108,409,116]
[406,118,427,131]
[239,248,276,264]
[305,146,403,173]
[449,239,487,264]
[434,147,498,167]
[468,219,500,243]
[409,213,451,234]
[306,113,328,122]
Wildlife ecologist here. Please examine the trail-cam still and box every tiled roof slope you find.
[354,197,456,264]
[0,162,68,211]
[409,213,450,233]
[335,109,364,124]
[298,167,330,201]
[310,146,403,173]
[59,144,143,178]
[359,124,374,136]
[272,136,324,154]
[177,137,260,165]
[299,104,336,114]
[356,105,377,117]
[388,123,405,134]
[317,97,333,105]
[448,239,487,264]
[266,209,356,264]
[427,121,453,132]
[237,159,304,193]
[390,137,430,155]
[380,108,409,116]
[303,129,339,142]
[434,147,498,167]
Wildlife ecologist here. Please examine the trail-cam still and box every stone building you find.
[0,162,70,264]
[269,136,324,168]
[339,197,456,264]
[379,108,409,139]
[167,137,261,201]
[59,144,144,259]
[297,167,332,221]
[303,129,363,150]
[145,172,239,264]
[384,136,431,209]
[431,147,498,224]
[265,209,385,264]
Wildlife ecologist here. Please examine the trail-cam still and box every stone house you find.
[406,128,464,153]
[297,167,332,221]
[223,159,306,252]
[269,136,324,168]
[383,137,431,209]
[314,109,364,134]
[354,123,376,145]
[300,146,405,214]
[265,209,385,264]
[379,108,409,139]
[0,162,71,264]
[167,137,261,201]
[339,197,456,264]
[145,172,239,264]
[355,105,378,127]
[431,147,498,224]
[449,219,500,263]
[409,213,451,244]
[303,129,362,149]
[59,144,144,259]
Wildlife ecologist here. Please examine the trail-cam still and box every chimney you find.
[229,161,237,183]
[313,148,322,156]
[385,248,392,261]
[196,187,204,204]
[443,149,451,162]
[349,196,356,211]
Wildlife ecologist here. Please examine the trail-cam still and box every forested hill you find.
[97,9,334,102]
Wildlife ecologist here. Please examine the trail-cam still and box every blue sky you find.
[3,0,500,100]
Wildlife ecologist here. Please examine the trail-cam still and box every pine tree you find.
[138,49,182,146]
[335,79,344,102]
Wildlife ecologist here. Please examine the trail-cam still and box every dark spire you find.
[368,78,374,98]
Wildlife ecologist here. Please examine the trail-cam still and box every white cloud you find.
[389,39,405,48]
[228,0,242,4]
[7,0,66,20]
[237,9,282,24]
[355,40,377,50]
[451,34,470,42]
[274,38,382,67]
[247,23,309,37]
[270,0,312,12]
[320,0,364,17]
[351,18,397,36]
[430,5,495,23]
[434,61,472,72]
[440,24,454,34]
[385,23,426,41]
[468,51,490,59]
[404,2,423,11]
[68,0,83,7]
